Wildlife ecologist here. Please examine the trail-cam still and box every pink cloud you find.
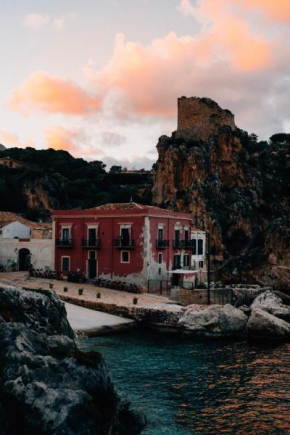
[0,130,35,148]
[9,71,101,115]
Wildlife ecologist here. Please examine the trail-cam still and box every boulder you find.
[247,308,290,339]
[250,290,290,322]
[0,285,146,435]
[0,285,74,338]
[232,287,271,307]
[178,304,248,337]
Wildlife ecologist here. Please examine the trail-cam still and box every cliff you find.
[152,97,290,288]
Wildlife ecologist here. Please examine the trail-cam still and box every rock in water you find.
[178,304,248,337]
[251,290,290,322]
[0,285,146,434]
[247,308,290,340]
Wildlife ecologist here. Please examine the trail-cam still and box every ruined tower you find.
[177,96,236,141]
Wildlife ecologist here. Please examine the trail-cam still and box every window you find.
[121,251,130,263]
[199,260,204,269]
[191,239,197,255]
[62,228,70,241]
[61,257,70,271]
[158,228,163,241]
[158,267,161,275]
[88,228,97,242]
[121,227,130,243]
[158,253,163,264]
[174,254,181,269]
[183,255,189,267]
[198,239,203,255]
[192,260,196,270]
[184,229,189,242]
[174,229,180,243]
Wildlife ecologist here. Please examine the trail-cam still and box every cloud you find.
[101,132,126,147]
[45,126,103,158]
[9,71,101,115]
[237,0,290,23]
[53,17,65,30]
[24,13,50,29]
[177,0,196,16]
[0,130,35,148]
[102,154,155,170]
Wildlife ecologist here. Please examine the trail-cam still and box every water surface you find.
[77,330,290,434]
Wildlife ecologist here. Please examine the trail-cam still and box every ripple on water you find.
[77,332,290,435]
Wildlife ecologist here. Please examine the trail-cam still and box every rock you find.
[0,285,74,338]
[247,308,290,340]
[232,287,270,308]
[135,304,183,326]
[237,305,251,316]
[0,285,146,434]
[250,290,290,322]
[178,304,248,337]
[273,291,290,306]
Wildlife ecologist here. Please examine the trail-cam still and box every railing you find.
[156,239,169,249]
[81,239,101,248]
[56,239,74,247]
[172,265,196,271]
[173,240,194,249]
[113,239,135,249]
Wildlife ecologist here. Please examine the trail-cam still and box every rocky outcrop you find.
[152,96,290,288]
[250,290,290,322]
[177,304,248,338]
[247,308,290,340]
[0,285,146,434]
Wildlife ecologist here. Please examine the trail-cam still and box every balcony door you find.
[62,228,70,241]
[88,228,97,244]
[121,227,130,243]
[88,251,97,279]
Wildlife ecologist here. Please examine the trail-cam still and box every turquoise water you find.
[77,331,290,434]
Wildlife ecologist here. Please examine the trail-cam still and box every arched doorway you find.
[88,251,97,279]
[18,248,31,271]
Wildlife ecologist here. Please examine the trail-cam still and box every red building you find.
[53,203,198,289]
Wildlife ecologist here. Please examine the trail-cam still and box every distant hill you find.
[0,144,6,151]
[0,147,152,221]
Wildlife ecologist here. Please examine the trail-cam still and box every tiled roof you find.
[90,202,165,211]
[0,212,51,230]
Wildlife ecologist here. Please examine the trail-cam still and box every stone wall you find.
[177,97,236,141]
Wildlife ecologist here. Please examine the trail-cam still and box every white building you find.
[0,212,53,271]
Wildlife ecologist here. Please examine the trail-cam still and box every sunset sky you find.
[0,0,289,168]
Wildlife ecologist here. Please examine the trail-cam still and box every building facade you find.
[53,203,206,288]
[0,212,53,271]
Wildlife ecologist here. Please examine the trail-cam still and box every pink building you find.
[53,203,198,289]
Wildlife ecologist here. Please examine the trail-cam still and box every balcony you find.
[173,240,194,249]
[156,239,169,249]
[113,238,135,249]
[82,239,101,249]
[56,238,74,248]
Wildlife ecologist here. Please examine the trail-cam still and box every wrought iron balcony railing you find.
[56,238,74,247]
[156,239,169,249]
[81,239,101,248]
[113,238,135,249]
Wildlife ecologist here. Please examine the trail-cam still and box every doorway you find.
[18,248,31,271]
[88,251,97,279]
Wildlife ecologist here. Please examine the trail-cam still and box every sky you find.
[0,0,289,169]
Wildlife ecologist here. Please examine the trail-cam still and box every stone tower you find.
[177,96,236,141]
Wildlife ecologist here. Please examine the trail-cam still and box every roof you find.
[0,212,52,230]
[89,202,165,211]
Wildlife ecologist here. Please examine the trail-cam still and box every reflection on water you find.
[77,331,290,435]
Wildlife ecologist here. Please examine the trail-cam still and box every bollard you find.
[79,288,83,296]
[49,283,53,289]
[133,297,138,305]
[64,287,68,293]
[97,292,101,299]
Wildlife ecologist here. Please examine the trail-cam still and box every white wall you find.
[2,221,31,239]
[0,239,54,270]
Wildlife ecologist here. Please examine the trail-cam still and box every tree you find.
[109,165,122,174]
[269,133,290,144]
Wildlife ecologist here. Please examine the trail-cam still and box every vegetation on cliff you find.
[0,147,152,221]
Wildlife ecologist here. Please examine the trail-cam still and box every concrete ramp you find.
[65,302,134,336]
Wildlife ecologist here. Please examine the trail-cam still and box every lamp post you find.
[207,232,211,305]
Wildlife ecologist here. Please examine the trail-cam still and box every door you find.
[121,228,130,244]
[88,251,97,279]
[19,248,31,271]
[88,228,96,244]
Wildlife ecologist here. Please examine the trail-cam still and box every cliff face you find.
[152,97,290,287]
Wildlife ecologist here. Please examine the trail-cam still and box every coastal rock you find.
[135,304,183,327]
[0,285,74,338]
[0,285,146,435]
[251,290,290,322]
[232,287,270,308]
[178,304,248,337]
[247,308,290,340]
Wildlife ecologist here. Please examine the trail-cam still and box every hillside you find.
[152,97,290,288]
[0,147,152,221]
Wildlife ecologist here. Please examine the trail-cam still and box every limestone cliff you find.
[152,97,290,288]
